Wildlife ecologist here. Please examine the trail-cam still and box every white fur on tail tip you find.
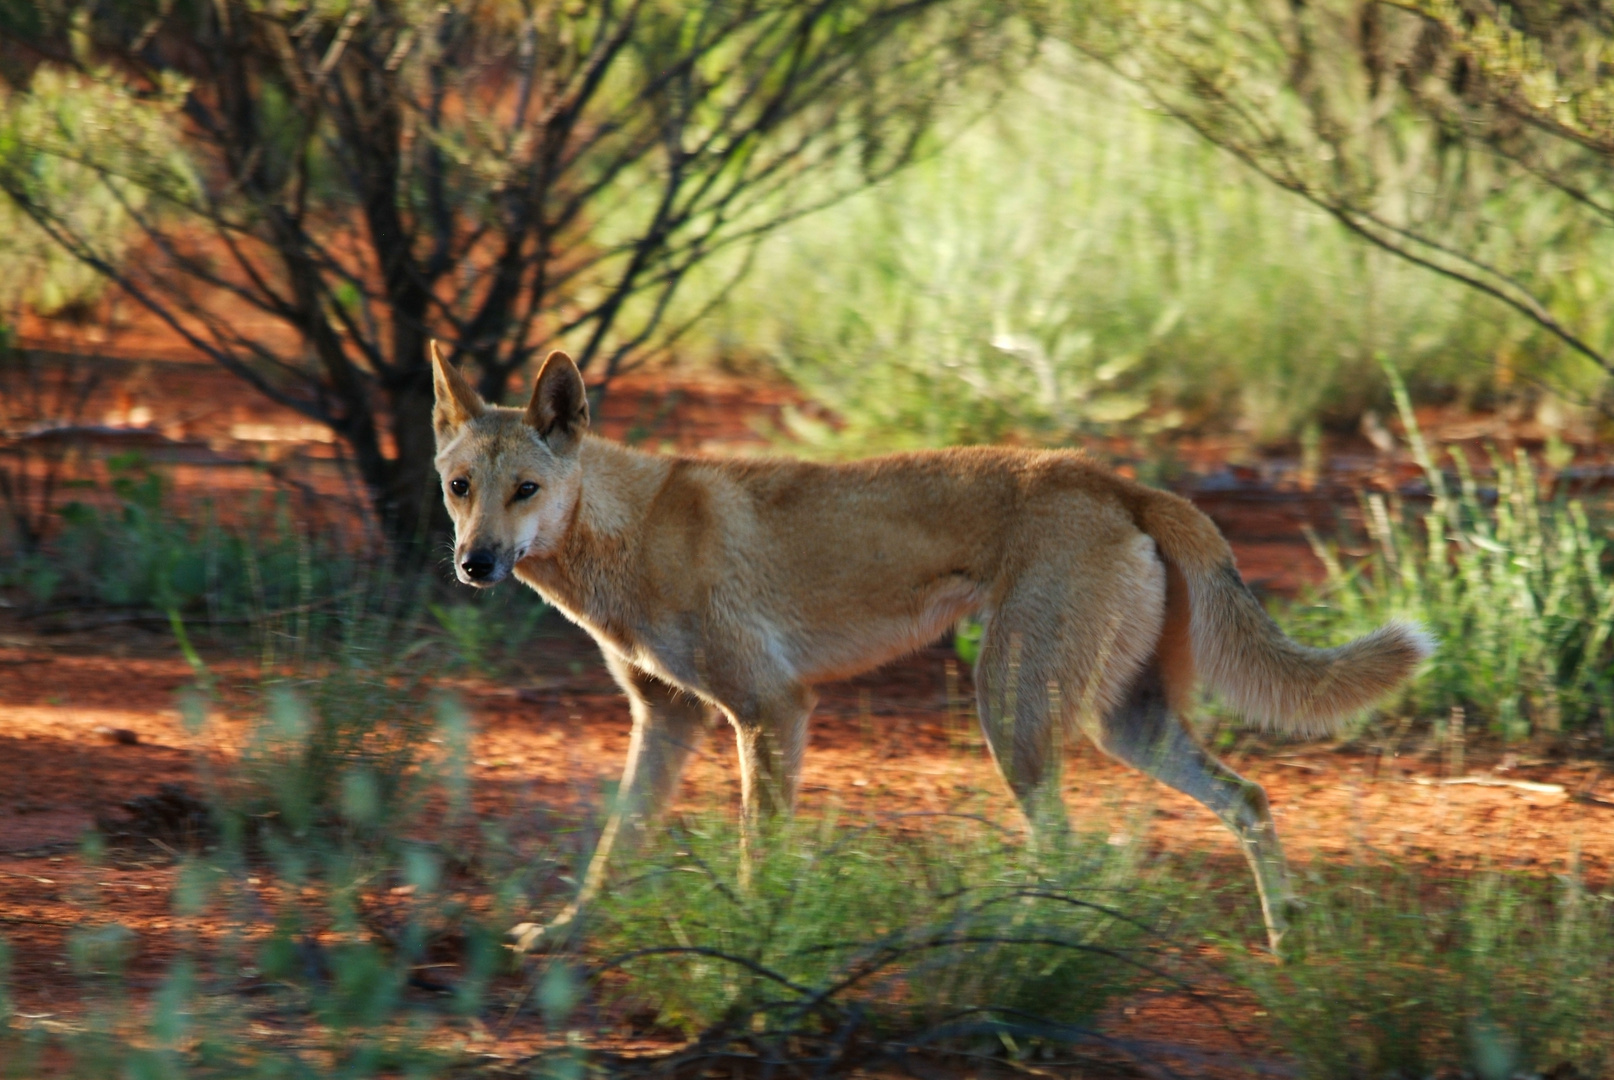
[1389,620,1438,665]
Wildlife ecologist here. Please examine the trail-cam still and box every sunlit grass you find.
[1285,364,1614,739]
[682,52,1612,451]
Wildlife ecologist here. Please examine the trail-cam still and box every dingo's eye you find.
[449,478,469,497]
[514,481,539,500]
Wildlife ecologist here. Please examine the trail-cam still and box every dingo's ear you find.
[430,340,485,441]
[525,349,589,454]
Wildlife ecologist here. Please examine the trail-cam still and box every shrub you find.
[0,66,185,316]
[1235,861,1614,1078]
[584,815,1191,1054]
[0,452,361,619]
[1287,364,1614,739]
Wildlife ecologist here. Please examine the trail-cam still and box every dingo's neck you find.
[574,435,672,539]
[513,436,670,648]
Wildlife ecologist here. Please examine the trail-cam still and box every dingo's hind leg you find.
[518,653,713,951]
[974,596,1074,837]
[975,539,1167,838]
[1092,658,1297,953]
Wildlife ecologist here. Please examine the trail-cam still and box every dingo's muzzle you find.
[457,547,511,587]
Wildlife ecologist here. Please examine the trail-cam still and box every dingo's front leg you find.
[513,653,712,952]
[723,683,815,883]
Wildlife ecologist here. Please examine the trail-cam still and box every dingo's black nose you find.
[461,550,496,580]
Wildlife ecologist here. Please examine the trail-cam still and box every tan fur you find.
[432,347,1432,954]
[1132,492,1435,737]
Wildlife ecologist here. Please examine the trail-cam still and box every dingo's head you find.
[431,343,589,587]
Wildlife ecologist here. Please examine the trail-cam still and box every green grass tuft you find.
[1285,363,1614,739]
[584,815,1190,1050]
[1234,861,1614,1079]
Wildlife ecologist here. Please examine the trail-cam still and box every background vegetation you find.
[688,54,1614,449]
[1282,366,1614,739]
[1065,0,1614,387]
[0,67,161,318]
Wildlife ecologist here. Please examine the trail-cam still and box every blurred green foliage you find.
[0,455,551,686]
[1,452,345,615]
[1060,0,1614,399]
[0,515,553,1075]
[0,64,190,316]
[690,57,1614,449]
[6,790,1611,1076]
[1236,862,1614,1079]
[0,664,508,1077]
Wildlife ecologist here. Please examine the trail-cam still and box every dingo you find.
[431,343,1430,952]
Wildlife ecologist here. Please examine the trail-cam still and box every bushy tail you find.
[1138,491,1434,738]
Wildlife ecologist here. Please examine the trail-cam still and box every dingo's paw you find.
[508,919,577,954]
[1267,895,1310,961]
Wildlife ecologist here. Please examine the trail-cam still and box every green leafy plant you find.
[1286,363,1614,738]
[0,65,185,316]
[585,815,1185,1054]
[428,588,549,676]
[953,617,985,666]
[1234,861,1614,1079]
[2,453,367,624]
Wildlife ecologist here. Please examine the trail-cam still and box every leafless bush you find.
[0,347,102,553]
